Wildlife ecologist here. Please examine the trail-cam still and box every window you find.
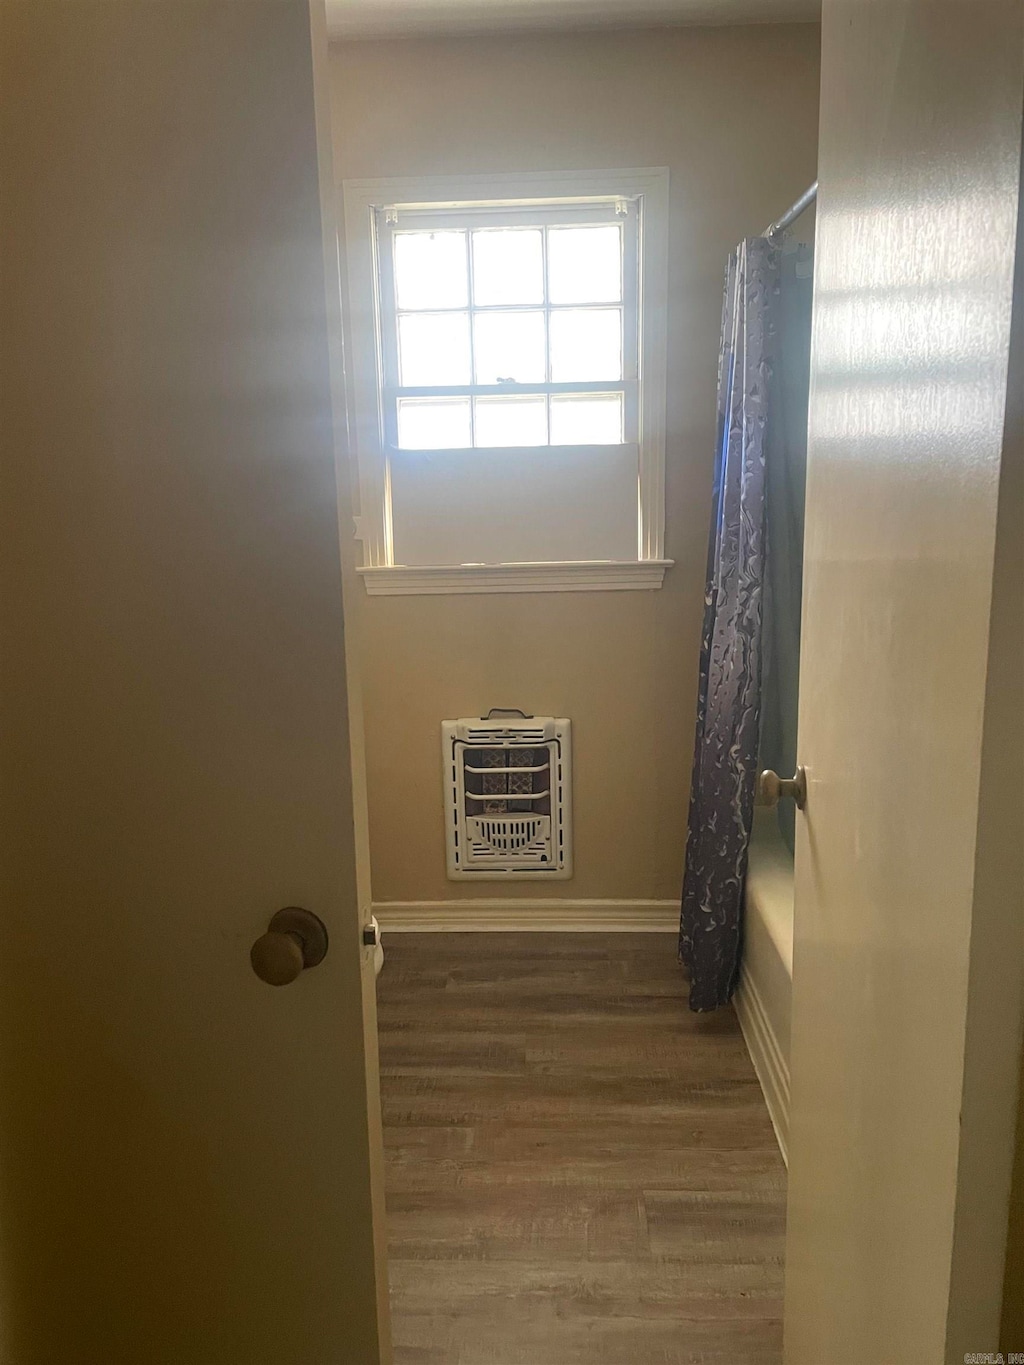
[342,170,670,594]
[385,210,631,452]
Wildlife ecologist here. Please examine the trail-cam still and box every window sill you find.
[357,559,673,597]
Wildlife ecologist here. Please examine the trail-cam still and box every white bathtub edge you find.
[735,961,791,1166]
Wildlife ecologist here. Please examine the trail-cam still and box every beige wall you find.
[330,26,820,906]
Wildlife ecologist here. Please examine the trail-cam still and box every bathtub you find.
[735,811,794,1164]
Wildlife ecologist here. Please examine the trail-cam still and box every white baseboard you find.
[734,965,791,1166]
[372,898,680,933]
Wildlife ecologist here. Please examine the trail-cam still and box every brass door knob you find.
[757,767,807,810]
[251,907,328,986]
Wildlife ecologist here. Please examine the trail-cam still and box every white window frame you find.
[340,168,671,596]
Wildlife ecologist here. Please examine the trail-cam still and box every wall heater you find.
[442,713,572,880]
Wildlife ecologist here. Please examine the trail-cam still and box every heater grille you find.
[443,715,572,880]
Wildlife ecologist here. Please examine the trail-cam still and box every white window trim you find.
[340,167,671,595]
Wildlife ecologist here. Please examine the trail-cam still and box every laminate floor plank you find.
[377,932,786,1364]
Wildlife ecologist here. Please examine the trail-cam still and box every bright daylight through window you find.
[388,217,629,451]
[342,171,669,593]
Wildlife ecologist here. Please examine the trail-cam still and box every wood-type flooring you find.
[376,932,786,1365]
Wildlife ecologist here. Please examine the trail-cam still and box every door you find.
[0,3,389,1362]
[784,1,1024,1361]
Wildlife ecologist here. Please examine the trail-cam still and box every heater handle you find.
[484,707,534,720]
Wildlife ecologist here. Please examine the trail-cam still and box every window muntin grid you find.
[376,200,639,452]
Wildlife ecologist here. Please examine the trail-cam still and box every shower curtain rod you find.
[764,180,818,241]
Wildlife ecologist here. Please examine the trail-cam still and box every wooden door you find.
[784,1,1024,1361]
[0,3,390,1361]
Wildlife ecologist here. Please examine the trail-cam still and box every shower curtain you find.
[678,237,779,1013]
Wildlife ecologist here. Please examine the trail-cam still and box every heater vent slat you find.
[443,716,572,881]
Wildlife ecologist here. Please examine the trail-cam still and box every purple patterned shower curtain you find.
[679,238,779,1012]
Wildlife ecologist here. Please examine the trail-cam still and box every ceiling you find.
[327,0,821,40]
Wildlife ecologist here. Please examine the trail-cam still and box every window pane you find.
[473,310,546,385]
[547,224,622,304]
[393,231,468,310]
[398,313,471,386]
[550,393,623,445]
[471,229,544,306]
[549,308,622,381]
[473,396,548,447]
[397,398,471,449]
